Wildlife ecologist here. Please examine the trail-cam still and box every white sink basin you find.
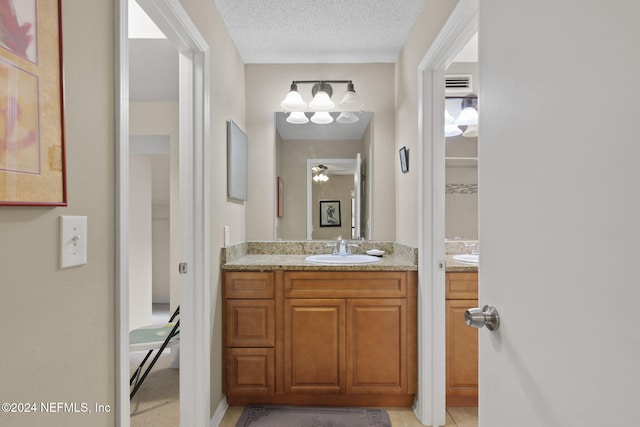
[452,254,479,264]
[305,254,382,264]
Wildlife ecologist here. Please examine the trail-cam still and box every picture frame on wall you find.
[319,200,341,227]
[0,0,67,206]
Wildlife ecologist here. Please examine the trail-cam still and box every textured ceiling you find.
[213,0,426,63]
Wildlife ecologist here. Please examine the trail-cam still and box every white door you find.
[478,1,640,425]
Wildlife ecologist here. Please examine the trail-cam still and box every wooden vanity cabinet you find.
[445,271,478,406]
[223,271,276,396]
[223,269,417,406]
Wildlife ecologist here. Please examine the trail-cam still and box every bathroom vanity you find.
[221,242,418,407]
[445,253,479,406]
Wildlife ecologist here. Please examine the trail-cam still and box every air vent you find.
[445,74,473,95]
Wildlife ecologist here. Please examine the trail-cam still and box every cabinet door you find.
[225,348,274,396]
[346,299,407,394]
[446,298,478,406]
[224,271,274,299]
[225,299,275,347]
[284,299,345,394]
[445,272,478,300]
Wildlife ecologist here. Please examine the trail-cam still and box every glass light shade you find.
[445,109,455,124]
[338,90,363,110]
[454,107,479,126]
[280,90,307,111]
[445,123,463,137]
[313,173,329,182]
[309,90,335,110]
[286,111,309,124]
[462,124,478,137]
[310,111,334,124]
[336,112,359,124]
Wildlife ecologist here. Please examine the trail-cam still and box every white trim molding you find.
[415,1,478,426]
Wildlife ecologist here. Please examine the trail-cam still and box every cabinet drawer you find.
[445,272,478,300]
[226,348,274,396]
[284,271,407,298]
[224,271,275,299]
[226,299,275,347]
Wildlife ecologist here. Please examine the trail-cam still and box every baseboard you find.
[209,396,229,427]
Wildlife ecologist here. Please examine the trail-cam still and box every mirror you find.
[445,97,478,240]
[275,111,373,240]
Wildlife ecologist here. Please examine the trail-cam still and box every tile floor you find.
[220,405,477,427]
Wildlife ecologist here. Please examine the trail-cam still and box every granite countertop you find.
[222,253,417,272]
[445,254,478,272]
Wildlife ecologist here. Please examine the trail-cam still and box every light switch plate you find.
[60,216,87,268]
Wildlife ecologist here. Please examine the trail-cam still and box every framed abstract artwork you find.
[0,0,66,206]
[319,200,341,227]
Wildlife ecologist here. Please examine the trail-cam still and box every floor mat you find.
[236,404,391,427]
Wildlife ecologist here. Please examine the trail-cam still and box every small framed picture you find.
[399,146,409,173]
[319,200,341,227]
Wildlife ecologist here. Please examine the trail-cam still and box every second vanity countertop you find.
[445,254,478,272]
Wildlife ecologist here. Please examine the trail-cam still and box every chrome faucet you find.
[339,240,347,256]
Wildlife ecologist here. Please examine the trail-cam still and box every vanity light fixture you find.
[286,111,309,124]
[454,96,478,126]
[445,95,478,138]
[336,111,359,124]
[445,109,463,137]
[280,80,363,124]
[310,111,334,124]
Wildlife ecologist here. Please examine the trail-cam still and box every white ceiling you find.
[213,0,426,64]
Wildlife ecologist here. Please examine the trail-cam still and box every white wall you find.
[129,154,153,330]
[245,64,396,241]
[0,1,116,425]
[130,102,180,311]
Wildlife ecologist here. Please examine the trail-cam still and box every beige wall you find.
[245,64,396,241]
[179,0,246,414]
[0,0,245,424]
[0,1,115,426]
[395,0,461,247]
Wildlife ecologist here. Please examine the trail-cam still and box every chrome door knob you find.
[465,305,500,331]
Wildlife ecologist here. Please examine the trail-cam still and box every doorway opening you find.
[116,0,211,426]
[415,0,478,426]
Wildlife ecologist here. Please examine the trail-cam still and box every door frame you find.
[115,1,211,426]
[306,157,359,240]
[415,1,478,425]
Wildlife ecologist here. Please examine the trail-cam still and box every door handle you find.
[465,305,500,331]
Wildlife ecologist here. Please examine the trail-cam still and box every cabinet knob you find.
[465,305,500,331]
